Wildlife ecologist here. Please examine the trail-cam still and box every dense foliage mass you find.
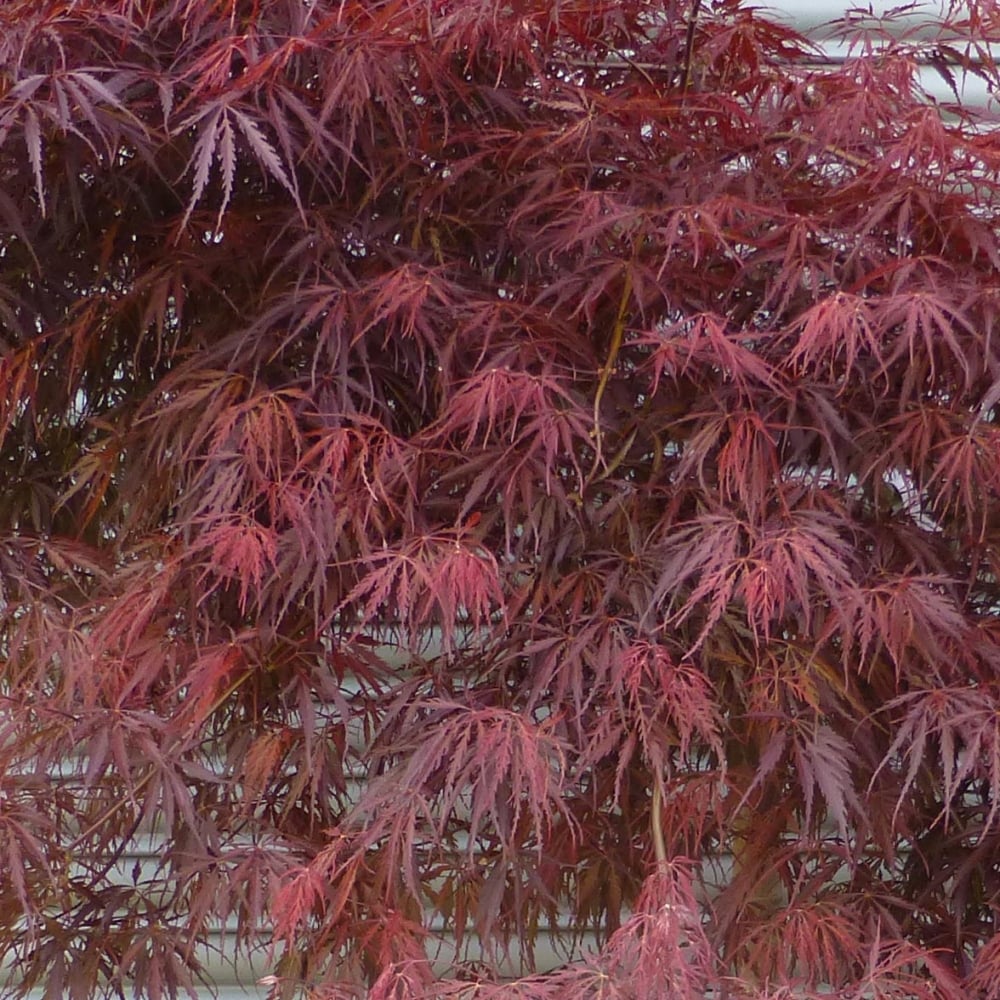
[2,0,1000,997]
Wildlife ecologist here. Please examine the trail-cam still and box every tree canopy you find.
[2,0,1000,997]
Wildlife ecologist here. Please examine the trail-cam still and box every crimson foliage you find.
[2,0,1000,997]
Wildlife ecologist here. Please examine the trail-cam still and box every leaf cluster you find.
[2,0,1000,997]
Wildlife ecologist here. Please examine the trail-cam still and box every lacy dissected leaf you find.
[1,0,999,996]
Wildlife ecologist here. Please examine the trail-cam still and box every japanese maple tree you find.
[1,0,1000,997]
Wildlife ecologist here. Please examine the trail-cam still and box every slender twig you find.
[681,0,704,97]
[765,129,871,169]
[651,780,667,866]
[588,264,633,481]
